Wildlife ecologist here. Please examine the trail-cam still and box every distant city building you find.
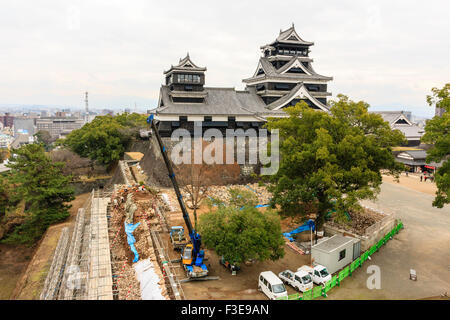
[10,134,34,149]
[155,25,333,136]
[373,111,424,146]
[55,111,67,118]
[0,113,14,128]
[36,117,84,138]
[13,118,36,137]
[72,111,82,118]
[0,133,13,149]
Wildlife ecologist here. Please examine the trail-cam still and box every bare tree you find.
[175,140,241,229]
[176,163,212,230]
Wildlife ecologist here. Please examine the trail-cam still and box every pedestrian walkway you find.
[382,174,437,196]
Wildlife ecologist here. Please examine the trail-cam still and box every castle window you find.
[395,119,409,125]
[177,74,200,83]
[286,67,305,74]
[306,85,319,92]
[275,83,290,90]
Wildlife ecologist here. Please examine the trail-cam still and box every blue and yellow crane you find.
[147,115,208,278]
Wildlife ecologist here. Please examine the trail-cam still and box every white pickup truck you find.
[278,269,313,292]
[297,265,331,285]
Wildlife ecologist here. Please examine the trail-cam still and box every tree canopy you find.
[265,95,405,226]
[34,130,55,151]
[199,188,285,266]
[422,83,450,208]
[61,113,147,166]
[1,144,74,244]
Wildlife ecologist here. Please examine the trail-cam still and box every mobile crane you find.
[147,115,208,278]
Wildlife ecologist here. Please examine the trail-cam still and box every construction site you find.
[37,120,401,301]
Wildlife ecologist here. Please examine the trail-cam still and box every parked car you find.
[258,271,288,300]
[297,265,331,285]
[278,269,313,292]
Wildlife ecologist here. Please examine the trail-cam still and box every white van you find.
[258,271,288,300]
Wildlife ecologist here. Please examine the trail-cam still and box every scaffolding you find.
[40,181,185,300]
[39,226,70,300]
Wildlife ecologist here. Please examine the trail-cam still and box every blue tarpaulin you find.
[283,219,315,242]
[125,222,141,263]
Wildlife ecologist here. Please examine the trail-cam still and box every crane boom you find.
[146,115,194,237]
[147,114,208,278]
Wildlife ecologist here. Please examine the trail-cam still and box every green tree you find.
[1,144,75,244]
[62,113,147,166]
[422,83,450,208]
[199,189,285,266]
[265,95,405,229]
[34,130,54,151]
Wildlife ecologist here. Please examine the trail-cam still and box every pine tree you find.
[2,144,75,244]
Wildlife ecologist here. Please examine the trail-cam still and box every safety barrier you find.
[277,220,403,300]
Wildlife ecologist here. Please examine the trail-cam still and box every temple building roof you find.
[243,57,332,83]
[156,85,285,118]
[155,25,334,127]
[372,111,424,141]
[164,53,207,75]
[261,24,314,49]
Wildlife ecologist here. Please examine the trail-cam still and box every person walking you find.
[420,175,423,182]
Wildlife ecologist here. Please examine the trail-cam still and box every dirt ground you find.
[0,244,34,300]
[1,193,91,300]
[170,242,310,300]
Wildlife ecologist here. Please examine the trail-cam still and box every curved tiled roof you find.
[262,25,314,47]
[156,86,284,118]
[244,57,333,83]
[164,53,206,74]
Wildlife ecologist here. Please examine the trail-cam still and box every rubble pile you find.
[109,189,141,299]
[109,184,170,300]
[327,207,386,235]
[187,183,273,206]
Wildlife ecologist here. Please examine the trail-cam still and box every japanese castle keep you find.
[155,24,333,136]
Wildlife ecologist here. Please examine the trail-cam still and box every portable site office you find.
[311,234,360,275]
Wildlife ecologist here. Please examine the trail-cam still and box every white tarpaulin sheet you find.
[133,258,166,300]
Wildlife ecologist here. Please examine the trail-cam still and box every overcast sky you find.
[1,0,449,117]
